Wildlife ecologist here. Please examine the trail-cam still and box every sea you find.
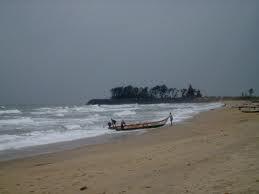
[0,102,223,160]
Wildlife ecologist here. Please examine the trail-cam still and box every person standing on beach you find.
[169,112,173,126]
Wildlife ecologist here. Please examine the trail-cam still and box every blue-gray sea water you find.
[0,103,223,152]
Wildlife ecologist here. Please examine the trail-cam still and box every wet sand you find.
[0,102,259,194]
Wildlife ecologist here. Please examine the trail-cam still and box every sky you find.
[0,0,258,105]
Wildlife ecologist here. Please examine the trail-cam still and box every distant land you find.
[87,97,221,105]
[87,84,258,105]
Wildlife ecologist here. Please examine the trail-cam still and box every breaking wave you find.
[0,117,34,125]
[0,102,223,151]
[114,110,136,117]
[0,109,21,115]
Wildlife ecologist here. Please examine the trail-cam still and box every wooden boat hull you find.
[241,110,259,113]
[109,117,169,131]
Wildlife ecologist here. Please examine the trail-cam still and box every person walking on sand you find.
[169,112,173,126]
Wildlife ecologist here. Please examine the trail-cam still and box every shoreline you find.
[0,102,222,161]
[0,115,191,162]
[0,128,148,162]
[0,116,189,162]
[0,101,258,193]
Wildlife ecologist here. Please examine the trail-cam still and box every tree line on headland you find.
[87,84,206,105]
[110,84,202,100]
[87,85,258,105]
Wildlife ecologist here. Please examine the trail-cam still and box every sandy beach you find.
[0,102,258,194]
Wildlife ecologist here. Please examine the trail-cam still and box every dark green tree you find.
[196,90,202,97]
[110,84,202,100]
[168,88,176,99]
[111,87,124,99]
[248,88,254,96]
[186,84,195,98]
[181,88,187,98]
[133,87,139,98]
[138,87,149,98]
[123,85,134,98]
[159,85,168,99]
[150,86,160,99]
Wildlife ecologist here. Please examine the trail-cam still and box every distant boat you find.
[241,109,259,113]
[109,117,169,131]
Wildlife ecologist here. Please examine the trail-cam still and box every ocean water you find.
[0,102,223,152]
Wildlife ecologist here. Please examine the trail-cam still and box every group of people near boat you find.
[108,112,174,129]
[108,118,126,129]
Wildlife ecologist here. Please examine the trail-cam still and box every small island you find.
[87,84,219,105]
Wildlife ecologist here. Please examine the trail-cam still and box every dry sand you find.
[0,101,259,194]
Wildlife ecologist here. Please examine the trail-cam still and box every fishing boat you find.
[108,116,169,131]
[241,109,259,113]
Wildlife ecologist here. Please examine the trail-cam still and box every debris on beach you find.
[80,186,88,191]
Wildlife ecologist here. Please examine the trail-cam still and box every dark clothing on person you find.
[121,120,126,129]
[169,113,173,126]
[108,122,112,128]
[111,119,117,127]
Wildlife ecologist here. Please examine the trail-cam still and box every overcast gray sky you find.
[0,0,258,105]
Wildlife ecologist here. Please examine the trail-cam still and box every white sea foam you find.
[72,105,105,113]
[0,117,34,125]
[63,124,81,130]
[55,113,65,117]
[0,134,21,144]
[31,107,69,115]
[0,109,21,115]
[114,110,136,117]
[0,129,111,151]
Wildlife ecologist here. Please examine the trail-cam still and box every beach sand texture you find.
[0,102,259,194]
